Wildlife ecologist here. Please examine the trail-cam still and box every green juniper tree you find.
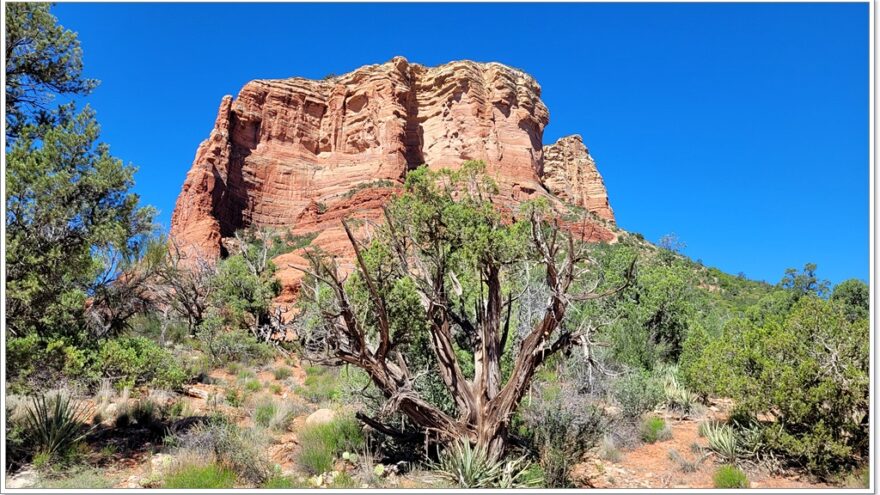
[5,2,97,138]
[297,162,634,459]
[5,4,154,384]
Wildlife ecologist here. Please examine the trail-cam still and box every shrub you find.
[268,231,319,257]
[201,328,274,366]
[170,417,270,484]
[342,179,396,199]
[295,415,365,474]
[262,474,306,488]
[94,337,187,390]
[687,296,868,474]
[713,465,749,488]
[614,371,664,418]
[131,399,158,426]
[272,366,292,380]
[163,462,236,489]
[244,379,262,393]
[431,439,536,488]
[661,367,701,418]
[251,399,294,431]
[224,388,243,408]
[521,382,606,487]
[598,436,622,463]
[640,417,672,444]
[668,448,707,473]
[227,362,243,375]
[297,365,340,403]
[22,394,91,463]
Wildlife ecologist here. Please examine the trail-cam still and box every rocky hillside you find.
[170,57,616,298]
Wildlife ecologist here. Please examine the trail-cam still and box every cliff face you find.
[170,57,616,299]
[543,135,614,222]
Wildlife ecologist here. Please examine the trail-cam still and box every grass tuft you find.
[640,416,672,444]
[163,462,236,489]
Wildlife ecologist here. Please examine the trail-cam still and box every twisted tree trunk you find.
[297,208,634,460]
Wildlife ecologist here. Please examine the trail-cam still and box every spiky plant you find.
[704,422,738,464]
[431,439,535,488]
[697,419,718,438]
[22,394,92,461]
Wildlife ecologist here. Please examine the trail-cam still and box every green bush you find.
[163,463,236,489]
[224,388,243,408]
[520,382,606,488]
[244,379,262,393]
[688,296,869,474]
[713,465,749,488]
[268,231,320,257]
[236,368,255,380]
[170,417,270,484]
[678,324,712,397]
[199,326,274,366]
[6,336,100,391]
[640,416,672,444]
[94,337,187,390]
[342,179,396,198]
[251,399,294,431]
[295,415,364,474]
[614,371,664,418]
[272,366,292,380]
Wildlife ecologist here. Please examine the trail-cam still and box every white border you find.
[0,0,875,493]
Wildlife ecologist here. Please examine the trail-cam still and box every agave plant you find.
[661,368,700,418]
[704,422,738,464]
[431,439,536,488]
[23,393,93,460]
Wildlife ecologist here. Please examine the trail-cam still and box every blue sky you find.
[52,2,869,285]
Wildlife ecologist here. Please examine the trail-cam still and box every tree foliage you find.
[296,162,634,458]
[5,4,158,391]
[683,296,868,474]
[6,104,154,339]
[5,2,97,138]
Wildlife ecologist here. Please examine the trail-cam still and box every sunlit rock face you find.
[170,57,615,300]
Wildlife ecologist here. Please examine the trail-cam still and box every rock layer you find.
[543,135,614,222]
[170,57,616,297]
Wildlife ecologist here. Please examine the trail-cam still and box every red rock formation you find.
[543,134,615,222]
[170,57,616,298]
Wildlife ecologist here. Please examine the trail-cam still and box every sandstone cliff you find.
[543,135,614,222]
[170,57,616,299]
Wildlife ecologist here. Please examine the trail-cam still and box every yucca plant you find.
[431,439,535,488]
[697,420,712,437]
[23,394,93,461]
[704,422,738,464]
[662,369,700,418]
